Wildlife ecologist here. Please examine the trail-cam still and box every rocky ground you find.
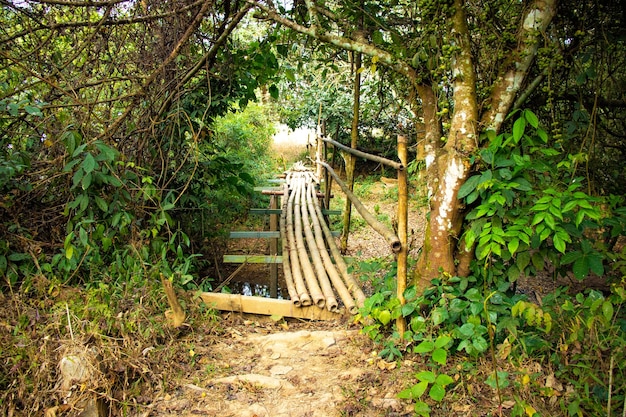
[148,316,416,417]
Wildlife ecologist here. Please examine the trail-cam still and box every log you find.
[200,293,345,320]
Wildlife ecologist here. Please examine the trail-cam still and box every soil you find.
[148,316,416,417]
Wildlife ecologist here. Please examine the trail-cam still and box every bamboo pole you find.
[301,180,339,312]
[317,160,402,253]
[397,135,409,338]
[320,136,404,171]
[286,177,312,306]
[306,183,358,314]
[309,179,366,308]
[293,176,326,307]
[280,183,300,305]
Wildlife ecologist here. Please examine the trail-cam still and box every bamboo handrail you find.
[320,136,404,171]
[317,160,402,253]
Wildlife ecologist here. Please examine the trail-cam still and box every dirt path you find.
[150,318,413,417]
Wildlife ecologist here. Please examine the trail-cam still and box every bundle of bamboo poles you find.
[280,162,365,315]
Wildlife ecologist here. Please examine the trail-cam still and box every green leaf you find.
[268,84,279,99]
[435,374,455,387]
[81,172,92,190]
[411,380,429,399]
[472,336,489,353]
[24,105,43,116]
[513,117,526,143]
[588,253,604,276]
[397,388,413,399]
[524,109,539,128]
[432,348,447,365]
[81,153,96,174]
[431,307,449,325]
[414,340,435,354]
[95,142,118,162]
[435,335,452,348]
[429,383,446,401]
[508,238,520,255]
[79,227,88,247]
[560,251,580,265]
[573,256,589,279]
[401,303,416,317]
[416,371,436,383]
[7,102,19,116]
[65,245,74,260]
[465,288,482,302]
[285,68,296,82]
[485,371,510,389]
[553,234,566,253]
[378,309,391,325]
[372,30,384,45]
[94,196,108,212]
[458,323,475,338]
[414,401,431,417]
[602,301,614,321]
[458,175,482,199]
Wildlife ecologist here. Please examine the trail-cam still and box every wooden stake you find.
[162,275,186,328]
[269,194,278,298]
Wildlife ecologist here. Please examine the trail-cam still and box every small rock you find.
[322,336,336,348]
[270,365,293,376]
[270,352,281,360]
[371,398,402,411]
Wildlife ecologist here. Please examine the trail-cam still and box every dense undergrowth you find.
[356,111,626,417]
[0,103,278,415]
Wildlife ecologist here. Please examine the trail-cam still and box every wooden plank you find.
[254,186,283,192]
[249,208,282,215]
[223,255,283,263]
[230,231,281,239]
[200,293,346,320]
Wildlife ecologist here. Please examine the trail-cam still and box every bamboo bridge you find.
[201,135,409,330]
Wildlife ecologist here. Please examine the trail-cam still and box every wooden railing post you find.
[397,135,408,338]
[269,194,278,298]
